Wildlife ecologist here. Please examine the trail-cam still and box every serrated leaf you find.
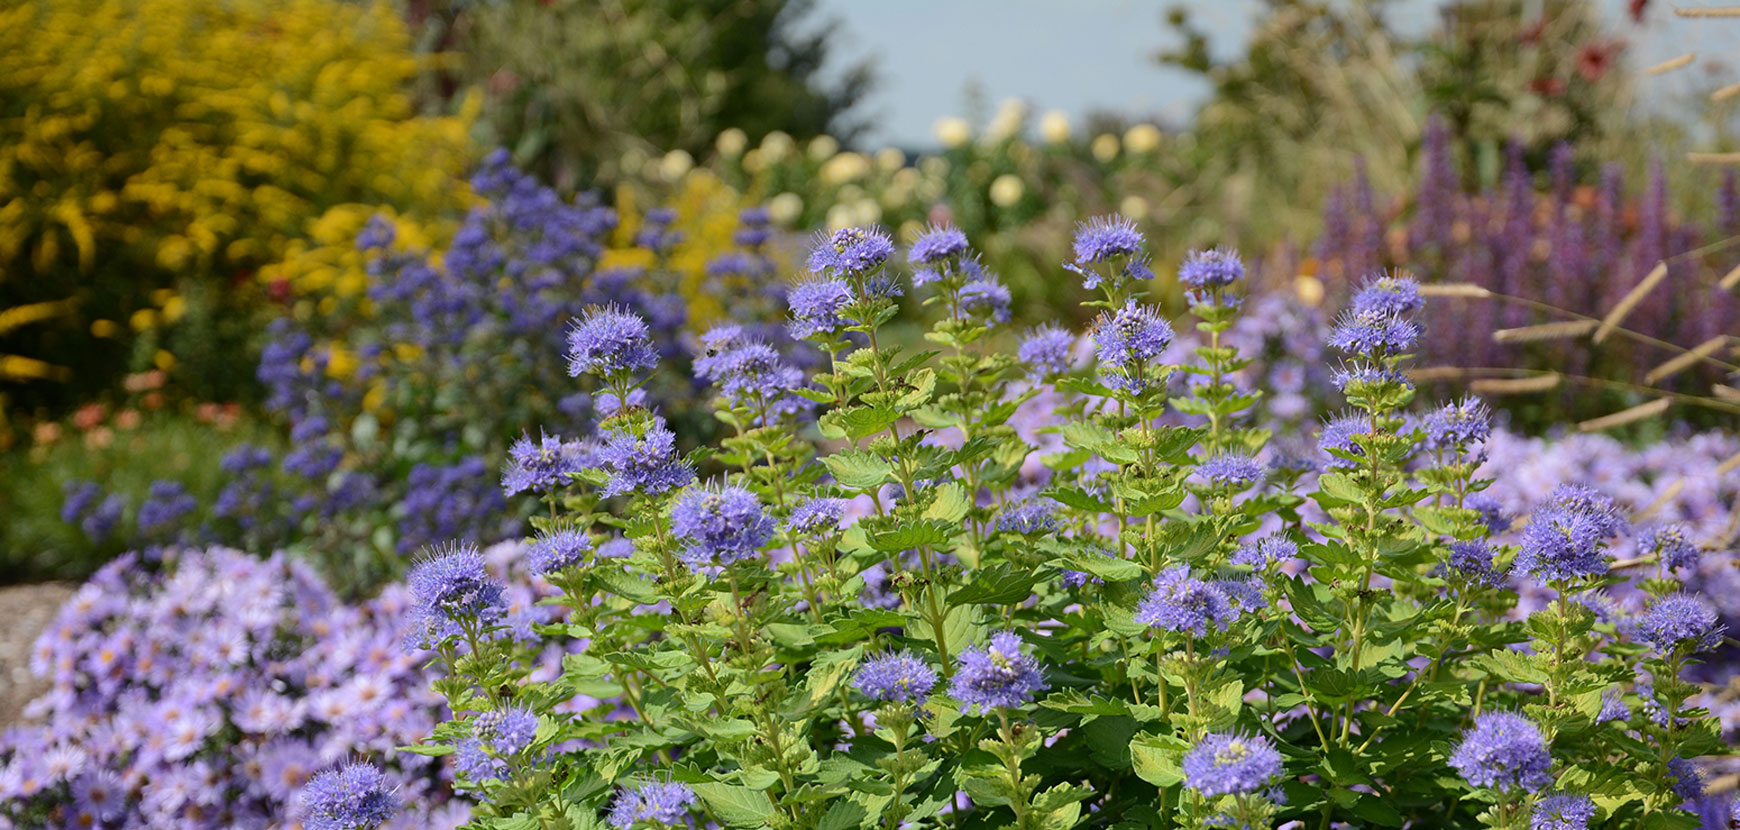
[923,481,971,523]
[948,564,1041,606]
[867,520,953,552]
[693,782,777,827]
[823,450,894,490]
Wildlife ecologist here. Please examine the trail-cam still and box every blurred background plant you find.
[0,0,474,419]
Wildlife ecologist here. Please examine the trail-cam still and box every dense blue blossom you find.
[808,226,894,276]
[1516,484,1626,583]
[1530,793,1595,830]
[787,277,853,339]
[1638,523,1699,571]
[854,651,939,704]
[1445,539,1507,587]
[596,420,695,498]
[785,497,845,535]
[1423,396,1493,450]
[528,526,592,575]
[1595,689,1629,724]
[608,779,697,829]
[1178,248,1245,290]
[137,480,196,537]
[909,224,970,265]
[671,484,776,568]
[1636,593,1723,653]
[1331,362,1411,392]
[502,431,588,496]
[60,480,102,526]
[1350,273,1424,317]
[1196,452,1264,487]
[1668,757,1707,801]
[1231,535,1298,570]
[1317,414,1369,469]
[958,275,1012,324]
[300,762,397,830]
[566,306,659,380]
[1448,712,1553,793]
[1327,308,1420,358]
[949,631,1048,711]
[476,706,537,756]
[1181,732,1282,797]
[997,498,1058,534]
[1467,492,1513,534]
[1136,567,1253,637]
[406,542,505,646]
[1094,301,1173,390]
[1018,325,1075,377]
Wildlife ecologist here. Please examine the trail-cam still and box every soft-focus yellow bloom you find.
[1119,195,1150,220]
[934,117,972,149]
[1295,274,1325,306]
[1123,123,1162,154]
[1039,110,1072,145]
[984,99,1028,144]
[767,192,804,226]
[715,128,748,158]
[1091,134,1121,162]
[807,135,840,162]
[989,174,1025,207]
[820,152,870,185]
[875,148,906,173]
[761,131,794,162]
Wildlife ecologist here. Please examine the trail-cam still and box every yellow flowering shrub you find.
[0,0,474,411]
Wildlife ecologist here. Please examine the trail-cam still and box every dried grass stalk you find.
[1636,479,1687,520]
[1643,336,1730,384]
[1715,82,1740,102]
[1675,5,1740,16]
[1594,262,1667,343]
[1689,152,1740,164]
[1647,53,1697,74]
[1470,373,1562,395]
[1493,320,1598,343]
[1577,397,1672,432]
[1721,263,1740,290]
[1719,450,1740,477]
[1409,366,1468,382]
[1418,283,1492,298]
[1716,385,1740,402]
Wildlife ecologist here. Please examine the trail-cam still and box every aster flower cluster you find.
[948,631,1048,711]
[1135,566,1264,637]
[1448,712,1554,793]
[607,779,696,829]
[1515,484,1628,584]
[671,483,776,568]
[1181,732,1282,797]
[501,430,590,496]
[1093,300,1174,391]
[1063,215,1155,291]
[854,651,939,704]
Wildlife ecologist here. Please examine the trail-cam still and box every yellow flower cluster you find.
[0,0,473,384]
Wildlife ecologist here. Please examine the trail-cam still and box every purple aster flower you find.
[1093,301,1174,390]
[1635,593,1723,653]
[528,526,592,575]
[1668,757,1706,801]
[854,651,939,704]
[300,762,397,830]
[787,277,853,340]
[808,226,894,276]
[137,480,196,537]
[1231,536,1298,570]
[502,431,587,496]
[693,323,752,384]
[948,631,1048,711]
[1178,248,1245,291]
[1467,492,1512,534]
[1638,523,1699,571]
[671,484,776,568]
[1516,485,1627,583]
[1135,567,1244,637]
[1018,325,1075,377]
[1350,273,1424,317]
[1181,731,1283,797]
[60,480,102,525]
[1448,712,1553,793]
[567,306,659,380]
[1424,397,1493,450]
[608,779,696,828]
[1531,793,1595,830]
[406,542,505,646]
[1327,308,1421,358]
[785,497,845,535]
[703,341,809,420]
[1445,539,1507,588]
[476,706,537,755]
[1317,414,1369,469]
[958,275,1012,324]
[1065,216,1152,290]
[909,224,970,265]
[1595,689,1629,724]
[997,498,1058,535]
[1196,452,1264,487]
[596,419,695,498]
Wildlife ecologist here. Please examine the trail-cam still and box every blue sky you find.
[813,0,1735,149]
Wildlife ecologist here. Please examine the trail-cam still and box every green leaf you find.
[823,450,894,490]
[593,567,659,605]
[1129,733,1185,787]
[1059,421,1139,465]
[1058,551,1144,582]
[693,782,777,827]
[948,564,1041,606]
[923,481,971,524]
[394,743,454,756]
[818,801,868,830]
[867,520,953,552]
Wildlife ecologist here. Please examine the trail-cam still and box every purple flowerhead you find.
[1350,273,1424,317]
[672,483,776,569]
[1181,731,1283,797]
[1595,688,1629,724]
[1331,363,1412,392]
[1424,397,1492,450]
[1196,452,1264,488]
[997,498,1059,535]
[1447,712,1553,793]
[476,706,538,756]
[787,277,853,340]
[1018,325,1075,377]
[300,762,397,830]
[948,631,1048,711]
[408,542,504,624]
[1668,757,1706,801]
[1638,523,1699,571]
[854,651,939,704]
[1317,414,1369,470]
[502,430,588,496]
[1516,485,1627,583]
[1178,247,1245,291]
[1467,492,1512,534]
[607,778,697,829]
[785,497,845,535]
[809,226,894,277]
[958,275,1012,325]
[1530,793,1595,830]
[596,418,695,498]
[1445,539,1507,588]
[909,224,970,265]
[567,306,659,380]
[1327,308,1420,358]
[1635,593,1723,653]
[1093,301,1174,390]
[1066,215,1153,290]
[528,526,592,575]
[1231,535,1298,570]
[1135,566,1252,637]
